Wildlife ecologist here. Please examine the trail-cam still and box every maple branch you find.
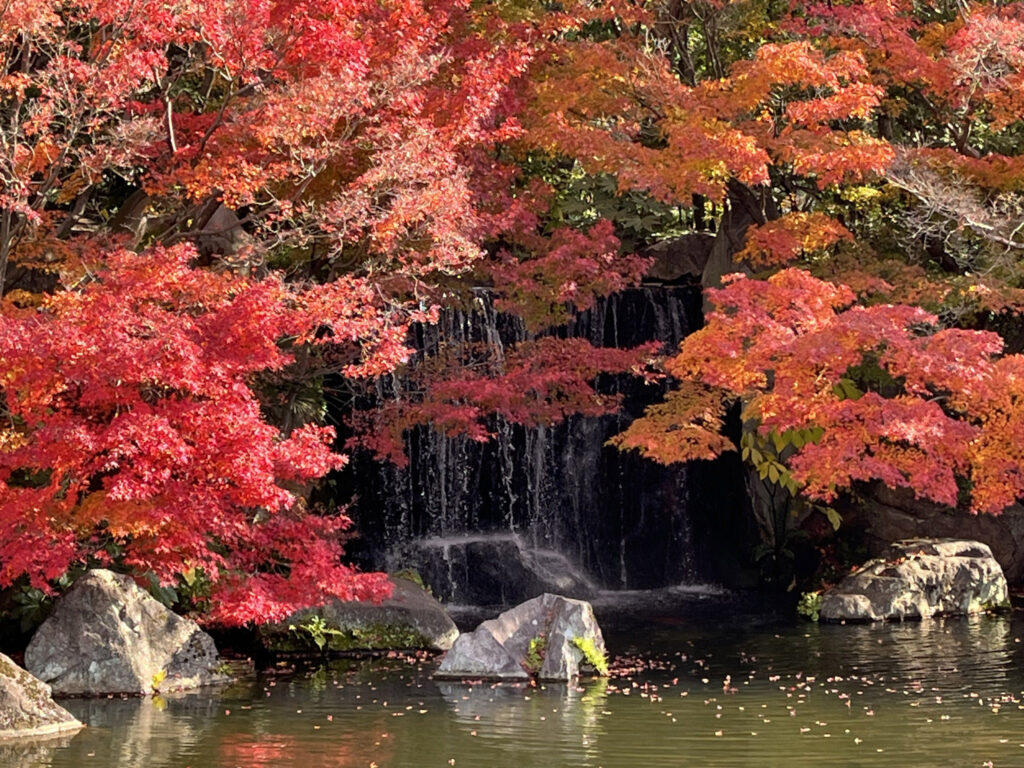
[57,186,94,239]
[196,82,260,155]
[165,97,178,154]
[887,153,1024,256]
[655,1,697,86]
[0,208,12,297]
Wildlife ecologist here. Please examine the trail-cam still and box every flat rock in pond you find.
[820,538,1010,622]
[25,569,226,696]
[260,576,459,653]
[0,653,82,739]
[435,593,607,681]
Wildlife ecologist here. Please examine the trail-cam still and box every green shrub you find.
[797,591,822,622]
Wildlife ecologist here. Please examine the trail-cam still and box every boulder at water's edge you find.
[25,569,226,696]
[435,593,607,681]
[820,539,1010,622]
[0,653,82,739]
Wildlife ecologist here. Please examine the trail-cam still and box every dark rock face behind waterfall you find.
[340,286,753,604]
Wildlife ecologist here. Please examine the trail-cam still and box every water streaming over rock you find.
[342,286,748,604]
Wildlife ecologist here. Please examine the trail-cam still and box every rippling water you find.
[8,599,1024,768]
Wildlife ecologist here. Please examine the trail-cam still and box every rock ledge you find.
[260,576,459,654]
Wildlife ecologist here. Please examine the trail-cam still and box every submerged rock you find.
[0,653,82,739]
[820,539,1010,622]
[435,593,608,681]
[25,569,226,696]
[260,575,459,654]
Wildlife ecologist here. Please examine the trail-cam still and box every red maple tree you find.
[0,0,533,624]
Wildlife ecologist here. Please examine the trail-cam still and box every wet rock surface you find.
[820,539,1010,622]
[407,535,596,606]
[25,569,226,696]
[436,593,607,681]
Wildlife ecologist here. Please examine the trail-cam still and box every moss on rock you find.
[262,621,431,654]
[258,577,458,656]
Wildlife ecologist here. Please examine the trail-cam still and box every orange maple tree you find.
[613,269,1024,515]
[510,0,1024,528]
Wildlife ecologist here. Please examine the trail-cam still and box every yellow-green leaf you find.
[152,669,167,691]
[771,430,786,453]
[824,507,842,531]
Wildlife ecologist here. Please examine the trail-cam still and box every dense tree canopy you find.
[0,0,536,624]
[574,0,1024,549]
[3,0,1024,622]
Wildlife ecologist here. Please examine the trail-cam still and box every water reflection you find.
[7,616,1024,768]
[0,732,76,767]
[823,616,1016,689]
[438,678,609,766]
[61,690,211,766]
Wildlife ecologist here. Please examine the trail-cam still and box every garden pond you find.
[6,588,1024,767]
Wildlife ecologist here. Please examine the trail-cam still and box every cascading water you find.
[341,286,748,605]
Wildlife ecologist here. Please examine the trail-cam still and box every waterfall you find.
[342,286,740,604]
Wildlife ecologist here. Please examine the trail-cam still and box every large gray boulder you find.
[260,576,459,653]
[25,569,226,696]
[436,593,608,681]
[0,654,82,739]
[820,539,1010,622]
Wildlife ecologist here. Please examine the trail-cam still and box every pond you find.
[7,590,1024,768]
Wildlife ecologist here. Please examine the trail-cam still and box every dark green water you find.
[8,596,1024,767]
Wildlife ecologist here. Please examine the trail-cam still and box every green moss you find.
[572,636,609,676]
[0,656,18,678]
[337,623,429,651]
[980,596,1012,613]
[263,619,430,654]
[391,569,431,594]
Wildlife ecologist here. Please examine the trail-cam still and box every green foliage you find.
[548,170,693,252]
[290,616,345,652]
[175,566,214,615]
[572,636,609,676]
[518,155,696,251]
[275,617,428,654]
[0,570,80,636]
[822,507,842,532]
[525,634,547,675]
[797,591,823,622]
[144,571,179,609]
[4,584,53,634]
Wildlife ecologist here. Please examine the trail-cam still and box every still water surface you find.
[8,592,1024,767]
